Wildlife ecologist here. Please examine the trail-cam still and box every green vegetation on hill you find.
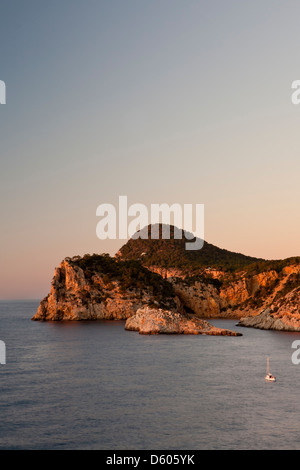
[243,257,300,275]
[68,253,176,308]
[118,224,262,274]
[118,224,300,275]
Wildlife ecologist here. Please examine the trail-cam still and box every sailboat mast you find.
[267,356,269,374]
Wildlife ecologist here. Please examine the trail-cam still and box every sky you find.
[1,0,300,298]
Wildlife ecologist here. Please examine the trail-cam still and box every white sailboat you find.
[265,356,276,382]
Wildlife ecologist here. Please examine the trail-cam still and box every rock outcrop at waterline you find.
[125,307,241,336]
[238,280,300,331]
[238,309,298,331]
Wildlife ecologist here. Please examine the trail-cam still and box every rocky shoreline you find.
[238,308,300,332]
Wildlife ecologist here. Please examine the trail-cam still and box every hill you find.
[117,224,300,276]
[117,224,262,274]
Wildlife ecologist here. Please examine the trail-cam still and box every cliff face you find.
[34,257,300,328]
[169,269,282,319]
[238,268,300,331]
[145,265,187,280]
[171,279,220,317]
[32,257,177,321]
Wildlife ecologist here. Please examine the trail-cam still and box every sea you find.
[0,300,300,450]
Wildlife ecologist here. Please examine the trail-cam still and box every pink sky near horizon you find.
[2,1,300,299]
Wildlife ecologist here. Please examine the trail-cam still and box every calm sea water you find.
[0,300,300,450]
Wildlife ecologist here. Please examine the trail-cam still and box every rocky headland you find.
[32,254,178,322]
[33,224,300,333]
[32,253,240,336]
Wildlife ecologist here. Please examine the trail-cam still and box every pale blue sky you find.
[1,1,300,298]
